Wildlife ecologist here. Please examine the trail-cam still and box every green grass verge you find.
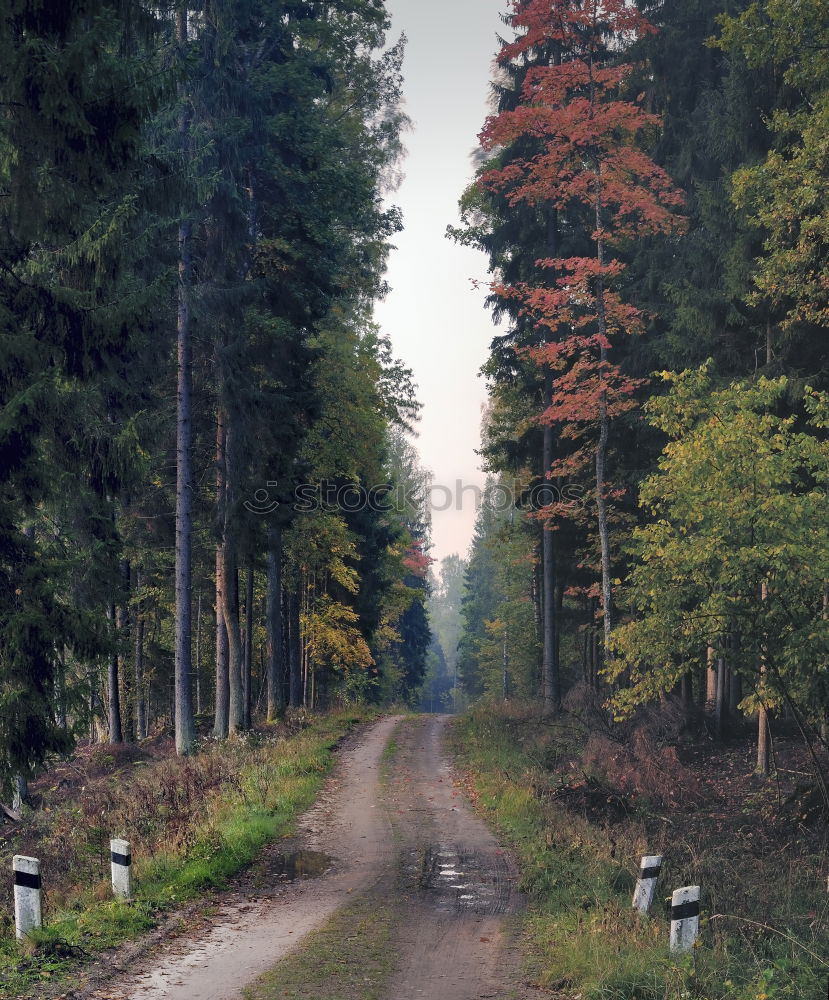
[243,889,398,1000]
[450,704,827,1000]
[0,710,374,999]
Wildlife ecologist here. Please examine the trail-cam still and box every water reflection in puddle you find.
[268,850,333,881]
[403,843,514,916]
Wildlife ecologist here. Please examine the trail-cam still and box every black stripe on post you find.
[640,866,662,880]
[671,900,700,921]
[111,852,132,868]
[14,870,41,890]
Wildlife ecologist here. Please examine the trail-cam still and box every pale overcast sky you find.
[374,0,507,565]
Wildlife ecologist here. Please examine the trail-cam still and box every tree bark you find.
[243,562,253,729]
[541,205,561,715]
[757,704,770,775]
[266,524,284,720]
[13,776,29,811]
[134,568,146,740]
[541,377,559,715]
[194,591,202,716]
[107,603,123,744]
[213,412,229,738]
[594,212,614,660]
[223,537,243,734]
[757,581,770,775]
[705,644,717,710]
[216,373,243,734]
[715,655,728,739]
[174,5,195,757]
[531,557,542,647]
[55,649,67,731]
[118,560,134,742]
[288,589,302,708]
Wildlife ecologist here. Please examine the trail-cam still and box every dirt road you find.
[384,715,525,1000]
[95,714,525,1000]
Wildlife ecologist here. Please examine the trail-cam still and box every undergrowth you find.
[0,709,373,999]
[450,701,828,1000]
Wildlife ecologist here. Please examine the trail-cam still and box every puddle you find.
[267,850,333,881]
[403,843,515,916]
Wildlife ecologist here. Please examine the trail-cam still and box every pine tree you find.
[479,0,684,661]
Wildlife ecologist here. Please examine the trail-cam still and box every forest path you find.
[95,714,527,1000]
[381,714,526,1000]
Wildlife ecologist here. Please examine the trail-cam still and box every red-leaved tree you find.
[479,0,685,657]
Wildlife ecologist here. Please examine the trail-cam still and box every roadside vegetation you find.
[451,702,828,1000]
[0,710,371,1000]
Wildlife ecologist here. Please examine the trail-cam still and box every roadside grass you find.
[0,709,374,999]
[243,888,398,1000]
[450,702,828,1000]
[380,734,400,768]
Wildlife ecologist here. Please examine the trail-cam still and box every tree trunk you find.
[174,5,195,757]
[593,188,614,659]
[705,644,717,710]
[288,589,302,708]
[541,205,561,714]
[757,705,770,775]
[531,556,542,643]
[55,649,67,731]
[134,568,146,741]
[555,583,563,687]
[243,562,253,729]
[213,412,229,738]
[266,524,284,720]
[217,398,244,734]
[715,655,728,739]
[224,542,244,734]
[118,560,134,742]
[13,776,29,811]
[541,392,559,715]
[757,581,770,775]
[107,603,123,744]
[194,592,202,716]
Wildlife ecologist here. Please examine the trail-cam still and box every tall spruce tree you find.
[0,1,163,786]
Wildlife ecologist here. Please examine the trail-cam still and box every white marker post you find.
[13,856,42,939]
[632,854,662,914]
[670,885,700,954]
[110,839,132,900]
